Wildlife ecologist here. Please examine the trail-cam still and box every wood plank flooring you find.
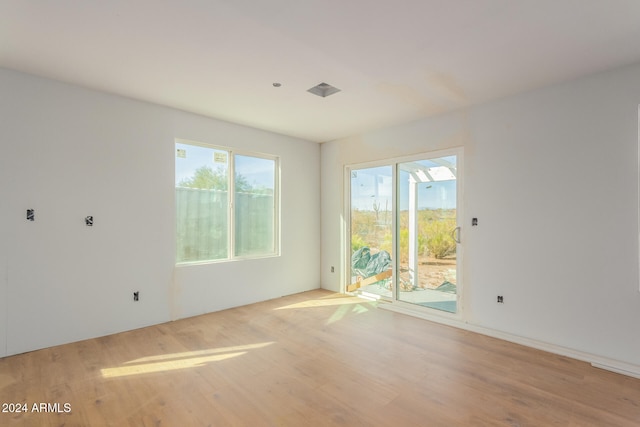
[1,289,639,426]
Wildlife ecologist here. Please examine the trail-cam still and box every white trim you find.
[344,147,464,318]
[591,362,640,380]
[228,151,236,257]
[343,166,351,294]
[379,302,640,379]
[391,162,398,301]
[455,150,464,319]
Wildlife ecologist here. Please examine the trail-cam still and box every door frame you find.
[344,147,464,320]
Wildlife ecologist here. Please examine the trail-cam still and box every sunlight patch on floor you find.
[125,342,275,364]
[275,294,372,310]
[101,342,275,378]
[326,302,370,325]
[101,352,246,378]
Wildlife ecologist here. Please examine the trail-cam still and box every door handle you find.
[452,226,461,244]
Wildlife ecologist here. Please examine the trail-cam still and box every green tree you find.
[178,165,251,192]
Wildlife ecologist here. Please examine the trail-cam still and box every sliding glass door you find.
[348,166,393,299]
[397,156,459,313]
[347,151,461,314]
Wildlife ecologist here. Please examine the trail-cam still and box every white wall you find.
[321,62,640,369]
[0,68,320,357]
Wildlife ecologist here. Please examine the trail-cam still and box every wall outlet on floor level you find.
[134,291,139,302]
[497,295,504,303]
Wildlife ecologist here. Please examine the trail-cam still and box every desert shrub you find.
[351,208,392,254]
[351,208,456,260]
[379,231,392,254]
[351,234,368,252]
[350,209,375,239]
[380,229,410,263]
[423,218,457,259]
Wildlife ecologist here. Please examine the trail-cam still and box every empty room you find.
[1,1,640,425]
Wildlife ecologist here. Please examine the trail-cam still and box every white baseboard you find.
[379,302,640,380]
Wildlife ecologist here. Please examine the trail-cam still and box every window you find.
[175,140,278,263]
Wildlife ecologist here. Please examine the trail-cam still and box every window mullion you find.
[228,150,235,259]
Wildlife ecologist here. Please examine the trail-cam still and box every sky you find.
[175,142,275,189]
[350,157,457,211]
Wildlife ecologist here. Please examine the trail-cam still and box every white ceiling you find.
[2,1,640,143]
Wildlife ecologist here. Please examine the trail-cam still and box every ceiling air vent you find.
[307,82,341,98]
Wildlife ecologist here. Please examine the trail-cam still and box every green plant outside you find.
[352,209,456,261]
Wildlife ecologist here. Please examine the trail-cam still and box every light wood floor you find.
[1,289,639,426]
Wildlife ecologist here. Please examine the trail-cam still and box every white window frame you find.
[175,138,280,265]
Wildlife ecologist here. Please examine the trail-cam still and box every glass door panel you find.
[349,166,393,299]
[397,156,458,313]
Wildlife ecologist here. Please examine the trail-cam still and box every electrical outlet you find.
[331,266,335,273]
[133,291,139,301]
[497,295,504,303]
